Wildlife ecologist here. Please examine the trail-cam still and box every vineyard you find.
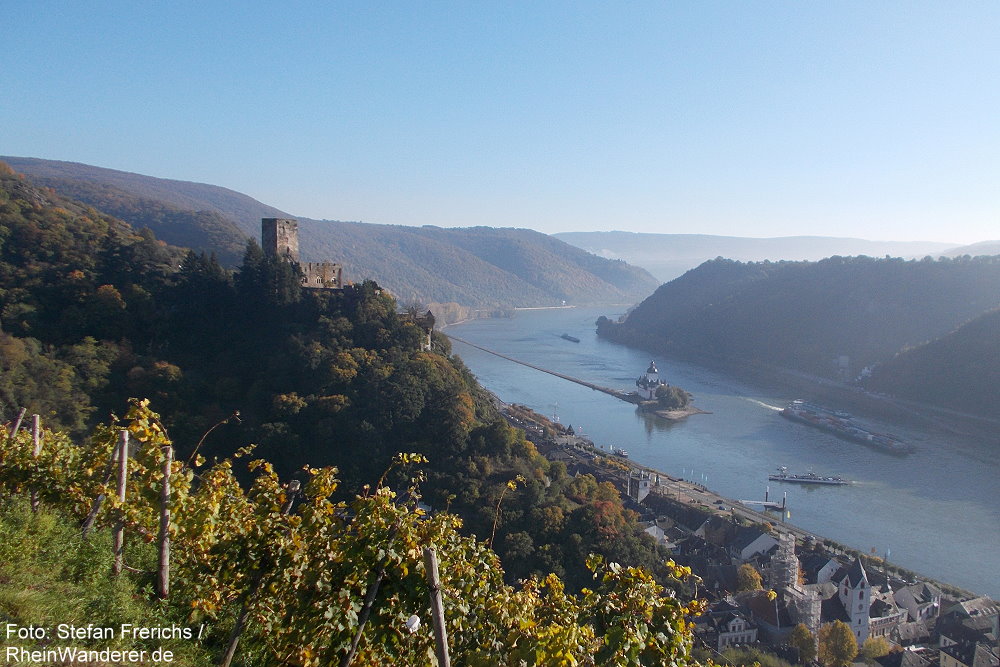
[0,400,704,666]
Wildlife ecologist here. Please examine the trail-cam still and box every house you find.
[729,525,779,562]
[895,583,943,623]
[942,598,999,640]
[891,620,934,647]
[869,588,908,639]
[801,552,843,585]
[939,642,999,667]
[742,590,794,643]
[715,612,759,650]
[876,648,933,667]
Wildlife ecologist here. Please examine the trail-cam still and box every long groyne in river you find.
[445,334,638,404]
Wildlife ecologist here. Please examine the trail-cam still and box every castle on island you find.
[262,217,343,289]
[636,360,668,400]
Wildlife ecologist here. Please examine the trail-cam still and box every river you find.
[448,306,1000,599]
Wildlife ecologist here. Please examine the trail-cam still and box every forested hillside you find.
[597,256,1000,401]
[865,308,1000,417]
[0,161,668,590]
[5,157,659,312]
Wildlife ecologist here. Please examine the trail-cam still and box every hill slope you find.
[5,157,659,311]
[556,230,957,282]
[597,256,1000,391]
[865,308,1000,417]
[0,159,673,595]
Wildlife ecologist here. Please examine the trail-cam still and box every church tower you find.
[836,557,872,642]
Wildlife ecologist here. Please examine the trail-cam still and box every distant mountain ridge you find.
[555,230,960,282]
[3,157,659,315]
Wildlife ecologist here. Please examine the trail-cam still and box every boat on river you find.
[612,447,629,458]
[780,400,912,454]
[560,333,581,343]
[769,466,851,485]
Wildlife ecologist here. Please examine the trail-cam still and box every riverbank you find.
[498,396,981,600]
[449,306,999,599]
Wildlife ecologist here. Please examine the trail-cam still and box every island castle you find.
[262,218,343,289]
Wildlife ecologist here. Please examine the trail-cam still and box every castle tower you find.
[262,218,300,263]
[645,361,659,383]
[636,360,666,400]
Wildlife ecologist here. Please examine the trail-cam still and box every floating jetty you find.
[739,487,787,511]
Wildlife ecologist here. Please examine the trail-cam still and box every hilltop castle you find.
[261,218,343,289]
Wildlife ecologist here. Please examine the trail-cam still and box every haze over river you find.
[450,307,1000,599]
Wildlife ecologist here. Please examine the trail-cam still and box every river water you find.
[449,306,1000,599]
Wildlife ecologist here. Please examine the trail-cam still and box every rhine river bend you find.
[449,306,1000,599]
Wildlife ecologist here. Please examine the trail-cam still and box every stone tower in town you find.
[776,531,823,635]
[262,218,300,263]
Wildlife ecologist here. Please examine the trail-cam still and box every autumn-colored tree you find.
[860,636,890,664]
[790,623,817,664]
[818,621,858,667]
[736,563,763,592]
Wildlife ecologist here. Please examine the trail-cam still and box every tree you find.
[655,384,690,409]
[790,623,817,664]
[736,563,763,592]
[860,636,890,665]
[818,621,858,667]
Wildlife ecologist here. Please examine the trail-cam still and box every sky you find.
[2,2,998,244]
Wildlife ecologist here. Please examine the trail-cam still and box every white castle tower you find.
[636,361,667,400]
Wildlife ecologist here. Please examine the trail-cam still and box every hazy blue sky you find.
[3,2,998,243]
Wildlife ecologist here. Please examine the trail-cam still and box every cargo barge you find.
[769,466,851,485]
[780,400,912,454]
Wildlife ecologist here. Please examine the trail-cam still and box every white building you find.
[636,361,667,400]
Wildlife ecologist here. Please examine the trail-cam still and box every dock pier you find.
[738,487,787,511]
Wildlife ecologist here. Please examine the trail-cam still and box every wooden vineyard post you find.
[8,407,26,438]
[30,415,41,512]
[112,430,129,577]
[82,446,120,538]
[423,547,451,667]
[157,444,173,599]
[219,479,300,667]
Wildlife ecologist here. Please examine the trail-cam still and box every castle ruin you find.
[261,218,343,289]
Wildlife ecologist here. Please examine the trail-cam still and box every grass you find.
[0,497,217,666]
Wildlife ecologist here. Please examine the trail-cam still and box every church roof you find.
[835,557,869,588]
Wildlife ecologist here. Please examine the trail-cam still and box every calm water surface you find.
[450,307,1000,599]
